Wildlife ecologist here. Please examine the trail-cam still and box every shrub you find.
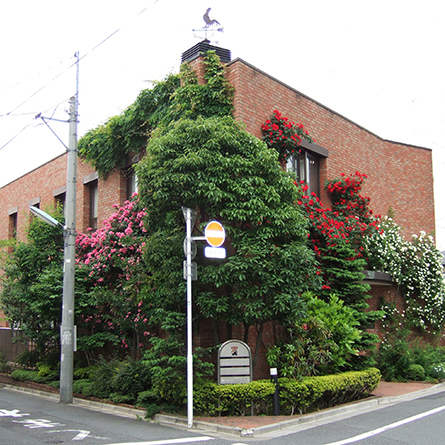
[428,363,445,381]
[72,379,92,394]
[193,368,380,417]
[267,292,361,378]
[406,364,425,381]
[10,369,50,384]
[194,380,275,417]
[83,356,119,399]
[0,351,11,374]
[110,358,152,403]
[279,368,381,415]
[15,350,40,369]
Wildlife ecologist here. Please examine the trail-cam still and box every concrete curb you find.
[0,383,146,419]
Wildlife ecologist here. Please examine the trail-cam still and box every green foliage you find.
[193,368,380,417]
[81,356,119,399]
[72,378,92,394]
[110,357,152,403]
[429,363,445,381]
[406,364,425,381]
[367,217,445,333]
[15,350,40,369]
[0,208,65,357]
[0,351,11,374]
[280,368,381,415]
[137,115,321,363]
[78,50,234,177]
[266,292,361,378]
[195,380,275,417]
[377,306,445,381]
[10,369,56,384]
[166,51,234,123]
[141,333,214,409]
[78,74,180,176]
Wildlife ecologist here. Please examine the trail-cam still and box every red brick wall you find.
[0,154,126,242]
[224,59,435,240]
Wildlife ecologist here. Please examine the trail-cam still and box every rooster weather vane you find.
[193,7,223,43]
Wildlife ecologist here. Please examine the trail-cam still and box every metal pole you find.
[59,53,79,404]
[270,368,280,415]
[185,208,193,428]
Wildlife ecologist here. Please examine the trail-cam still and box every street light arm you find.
[29,206,64,229]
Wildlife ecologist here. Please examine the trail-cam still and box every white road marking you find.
[13,418,65,429]
[324,404,445,445]
[0,409,29,417]
[108,437,214,445]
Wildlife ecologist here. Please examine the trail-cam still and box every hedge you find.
[194,368,381,416]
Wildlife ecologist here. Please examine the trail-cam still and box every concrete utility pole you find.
[59,53,79,404]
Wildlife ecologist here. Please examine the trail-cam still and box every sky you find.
[1,0,445,249]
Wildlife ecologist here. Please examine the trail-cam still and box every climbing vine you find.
[78,50,234,177]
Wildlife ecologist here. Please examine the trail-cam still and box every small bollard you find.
[270,367,280,416]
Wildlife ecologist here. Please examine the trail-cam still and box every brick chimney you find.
[181,40,231,84]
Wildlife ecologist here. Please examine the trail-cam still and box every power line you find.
[2,55,74,94]
[0,122,43,152]
[1,4,152,119]
[1,56,77,118]
[0,3,157,154]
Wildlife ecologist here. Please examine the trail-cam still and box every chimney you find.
[181,40,231,64]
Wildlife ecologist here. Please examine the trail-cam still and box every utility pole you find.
[59,52,79,404]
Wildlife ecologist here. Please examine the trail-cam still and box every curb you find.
[0,383,146,419]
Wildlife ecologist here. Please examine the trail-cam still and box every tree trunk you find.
[252,322,264,373]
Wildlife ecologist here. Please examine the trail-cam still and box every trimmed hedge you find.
[279,368,381,415]
[194,368,381,416]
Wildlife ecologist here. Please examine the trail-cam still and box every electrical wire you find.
[0,3,155,152]
[2,55,75,93]
[1,4,153,119]
[0,122,43,152]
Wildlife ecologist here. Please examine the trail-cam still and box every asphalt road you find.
[0,387,223,445]
[2,385,445,445]
[257,388,445,445]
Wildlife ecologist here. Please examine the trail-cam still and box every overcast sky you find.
[1,0,444,249]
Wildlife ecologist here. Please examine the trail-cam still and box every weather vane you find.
[192,7,224,43]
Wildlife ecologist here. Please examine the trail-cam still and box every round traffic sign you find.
[204,221,225,247]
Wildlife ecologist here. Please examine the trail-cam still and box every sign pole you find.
[182,211,225,428]
[183,207,194,428]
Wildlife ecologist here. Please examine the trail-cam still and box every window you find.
[53,185,67,221]
[126,169,138,200]
[8,212,17,240]
[82,172,99,231]
[89,180,98,231]
[287,150,320,196]
[54,192,66,220]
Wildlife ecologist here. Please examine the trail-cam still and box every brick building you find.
[0,42,435,372]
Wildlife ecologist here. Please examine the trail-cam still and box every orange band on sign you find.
[205,221,225,247]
